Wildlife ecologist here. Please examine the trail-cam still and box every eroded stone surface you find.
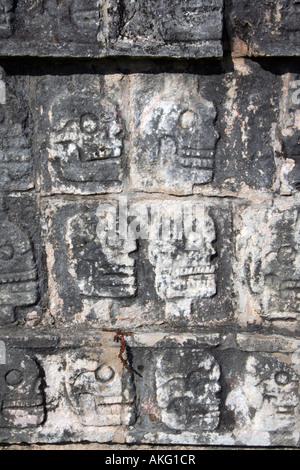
[0,0,223,58]
[279,73,300,193]
[0,332,298,446]
[156,349,221,432]
[147,201,217,318]
[64,348,136,428]
[226,353,299,443]
[131,75,219,195]
[228,0,300,57]
[0,198,39,326]
[44,198,232,327]
[39,75,126,195]
[0,68,33,191]
[0,0,101,56]
[104,0,224,58]
[235,201,300,331]
[0,348,45,429]
[0,0,14,38]
[128,333,300,446]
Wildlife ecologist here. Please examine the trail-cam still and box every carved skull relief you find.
[148,202,217,316]
[156,348,221,431]
[0,349,45,428]
[236,205,300,324]
[49,92,124,193]
[0,204,38,325]
[0,68,33,190]
[66,204,137,298]
[227,354,299,434]
[133,77,219,194]
[64,350,136,427]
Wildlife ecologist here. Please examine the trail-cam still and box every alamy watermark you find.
[0,341,6,365]
[96,198,210,251]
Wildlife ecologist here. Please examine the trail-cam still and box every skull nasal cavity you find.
[80,113,99,134]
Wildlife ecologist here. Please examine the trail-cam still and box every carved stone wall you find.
[0,1,299,448]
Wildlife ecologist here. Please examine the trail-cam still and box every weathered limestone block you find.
[228,0,300,57]
[130,65,280,196]
[0,332,299,446]
[156,349,221,432]
[30,64,283,197]
[278,73,300,193]
[0,333,136,443]
[37,75,126,195]
[226,333,300,446]
[146,201,217,319]
[234,200,300,331]
[67,203,137,299]
[63,348,136,428]
[44,198,232,327]
[131,75,219,195]
[0,0,101,56]
[0,197,40,326]
[33,338,136,443]
[127,332,300,446]
[0,0,223,58]
[0,347,45,429]
[102,0,224,58]
[0,68,34,191]
[44,200,137,325]
[127,333,223,444]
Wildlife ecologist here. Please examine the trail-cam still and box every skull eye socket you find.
[5,369,23,386]
[95,365,115,383]
[180,110,200,129]
[80,113,99,134]
[275,371,290,386]
[0,244,14,261]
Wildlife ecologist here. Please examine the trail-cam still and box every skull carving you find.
[133,77,219,194]
[156,348,221,431]
[0,349,45,428]
[148,202,217,316]
[67,204,137,298]
[0,203,38,325]
[228,355,299,433]
[64,350,136,427]
[237,206,300,323]
[0,68,33,191]
[49,92,124,193]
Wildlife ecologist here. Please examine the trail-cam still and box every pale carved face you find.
[138,90,218,190]
[149,205,217,301]
[64,352,124,427]
[50,96,124,183]
[0,350,45,428]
